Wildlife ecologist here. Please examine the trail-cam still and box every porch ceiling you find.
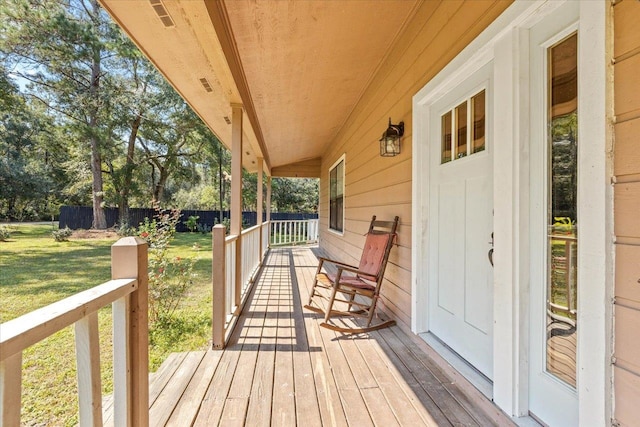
[99,0,420,176]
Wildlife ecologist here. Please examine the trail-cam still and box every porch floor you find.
[110,247,512,426]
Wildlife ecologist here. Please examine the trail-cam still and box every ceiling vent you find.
[149,0,175,28]
[199,78,213,93]
[223,116,231,124]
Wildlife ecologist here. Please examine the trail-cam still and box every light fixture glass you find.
[379,118,404,157]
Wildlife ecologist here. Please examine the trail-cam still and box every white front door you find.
[428,63,494,380]
[528,3,579,425]
[414,1,608,423]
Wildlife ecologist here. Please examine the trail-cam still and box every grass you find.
[0,224,213,426]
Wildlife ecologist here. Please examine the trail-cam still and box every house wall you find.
[317,0,512,329]
[613,0,640,425]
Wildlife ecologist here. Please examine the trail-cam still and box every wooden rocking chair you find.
[304,216,399,333]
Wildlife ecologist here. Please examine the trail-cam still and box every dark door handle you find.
[488,232,494,267]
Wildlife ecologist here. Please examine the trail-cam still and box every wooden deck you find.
[108,247,513,426]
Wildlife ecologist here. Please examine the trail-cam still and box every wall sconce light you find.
[379,118,404,157]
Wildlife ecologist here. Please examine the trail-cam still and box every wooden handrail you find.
[0,278,137,361]
[240,223,261,235]
[0,236,148,427]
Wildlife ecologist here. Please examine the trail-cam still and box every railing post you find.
[0,352,22,426]
[212,225,226,349]
[75,312,102,427]
[111,237,149,427]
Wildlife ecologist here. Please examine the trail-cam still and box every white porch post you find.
[231,103,243,309]
[257,157,264,262]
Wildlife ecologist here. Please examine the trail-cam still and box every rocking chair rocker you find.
[304,215,399,333]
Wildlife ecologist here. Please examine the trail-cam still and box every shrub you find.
[196,223,212,234]
[138,204,195,324]
[0,226,10,241]
[52,227,72,242]
[117,221,135,237]
[183,215,199,233]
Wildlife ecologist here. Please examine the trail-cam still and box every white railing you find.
[270,219,319,246]
[212,218,317,348]
[261,221,270,259]
[212,222,268,349]
[225,235,237,323]
[241,224,262,295]
[0,237,149,427]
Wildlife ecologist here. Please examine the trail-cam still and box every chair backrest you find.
[357,216,399,283]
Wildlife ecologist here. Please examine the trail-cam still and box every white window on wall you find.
[329,155,345,233]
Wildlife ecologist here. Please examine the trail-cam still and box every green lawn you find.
[0,224,213,426]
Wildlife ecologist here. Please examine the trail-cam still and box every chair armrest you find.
[318,257,359,271]
[335,265,377,279]
[336,264,363,275]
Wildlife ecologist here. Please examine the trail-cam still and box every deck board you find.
[165,350,221,426]
[296,252,349,426]
[244,261,276,426]
[192,310,249,426]
[150,351,206,426]
[120,246,514,426]
[353,338,431,426]
[273,249,297,426]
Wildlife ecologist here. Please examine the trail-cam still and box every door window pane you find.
[455,102,468,158]
[441,111,452,163]
[441,89,485,164]
[546,32,578,388]
[472,90,486,153]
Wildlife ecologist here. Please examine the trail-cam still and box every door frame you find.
[411,0,612,423]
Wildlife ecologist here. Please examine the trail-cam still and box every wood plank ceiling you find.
[99,0,420,175]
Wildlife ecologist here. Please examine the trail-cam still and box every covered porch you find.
[105,246,510,426]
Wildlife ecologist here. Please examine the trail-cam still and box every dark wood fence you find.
[58,206,317,231]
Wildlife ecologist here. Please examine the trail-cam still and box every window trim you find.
[328,154,345,235]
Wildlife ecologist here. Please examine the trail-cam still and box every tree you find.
[102,43,161,226]
[0,0,127,228]
[0,66,68,220]
[137,80,207,203]
[271,178,319,213]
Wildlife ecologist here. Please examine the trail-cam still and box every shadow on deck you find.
[106,247,513,426]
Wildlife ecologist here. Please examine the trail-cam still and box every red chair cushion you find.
[357,233,391,280]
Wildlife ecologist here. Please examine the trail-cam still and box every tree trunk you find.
[88,0,106,229]
[118,113,142,227]
[90,134,106,229]
[154,166,168,202]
